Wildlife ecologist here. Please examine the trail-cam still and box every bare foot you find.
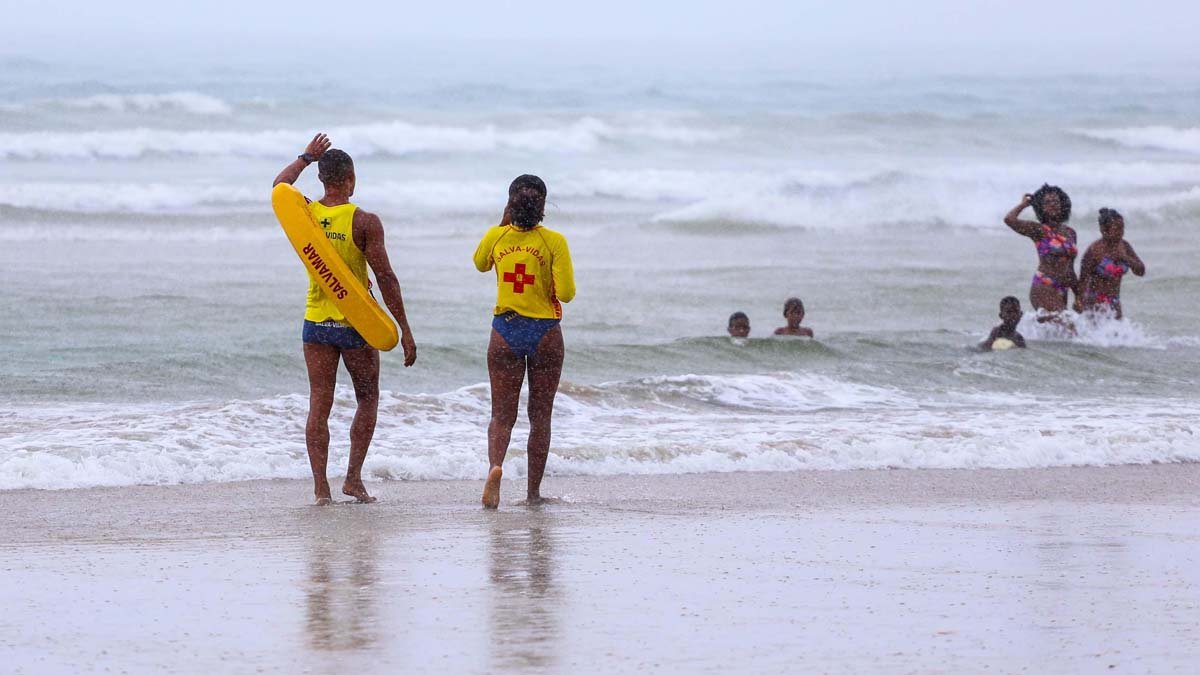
[518,495,561,507]
[482,466,503,509]
[342,479,377,504]
[314,482,333,506]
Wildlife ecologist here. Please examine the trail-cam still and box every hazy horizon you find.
[5,0,1198,78]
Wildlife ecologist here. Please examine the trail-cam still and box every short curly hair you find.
[1031,184,1071,223]
[318,149,354,185]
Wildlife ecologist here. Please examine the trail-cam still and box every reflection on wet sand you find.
[304,517,381,652]
[488,512,562,671]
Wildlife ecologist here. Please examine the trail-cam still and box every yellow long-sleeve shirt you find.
[473,224,575,319]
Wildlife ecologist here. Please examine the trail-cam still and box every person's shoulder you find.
[479,224,509,241]
[352,207,382,226]
[538,226,570,246]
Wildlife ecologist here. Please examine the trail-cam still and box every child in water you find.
[773,297,814,337]
[981,296,1027,351]
[727,312,750,338]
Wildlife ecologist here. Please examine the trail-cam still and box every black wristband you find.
[299,153,316,164]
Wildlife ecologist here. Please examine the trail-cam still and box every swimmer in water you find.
[981,296,1027,351]
[474,175,575,509]
[1004,185,1079,325]
[728,311,750,338]
[773,297,814,337]
[1075,208,1146,320]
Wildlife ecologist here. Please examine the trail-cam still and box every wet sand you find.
[3,465,1200,673]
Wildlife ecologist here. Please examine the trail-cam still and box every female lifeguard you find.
[473,175,575,508]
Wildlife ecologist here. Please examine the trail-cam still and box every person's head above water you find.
[999,296,1023,326]
[728,311,750,338]
[505,174,547,230]
[782,297,805,326]
[1098,207,1124,242]
[728,312,750,337]
[1030,184,1071,224]
[318,149,355,195]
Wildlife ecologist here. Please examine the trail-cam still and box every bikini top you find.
[1096,256,1128,279]
[1035,224,1077,259]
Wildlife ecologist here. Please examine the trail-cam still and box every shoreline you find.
[4,465,1200,672]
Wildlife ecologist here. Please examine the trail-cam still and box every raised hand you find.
[304,133,332,160]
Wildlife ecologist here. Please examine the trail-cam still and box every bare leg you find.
[340,346,380,503]
[304,343,341,505]
[1030,285,1076,334]
[525,325,564,503]
[484,329,526,508]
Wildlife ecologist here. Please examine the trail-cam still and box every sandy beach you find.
[3,465,1199,673]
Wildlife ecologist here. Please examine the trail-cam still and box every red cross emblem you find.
[503,263,536,294]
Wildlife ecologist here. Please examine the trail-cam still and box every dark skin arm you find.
[1119,240,1146,276]
[1064,226,1081,294]
[354,210,417,366]
[981,326,1001,351]
[1013,332,1027,348]
[273,133,331,187]
[1003,194,1043,238]
[1075,243,1101,311]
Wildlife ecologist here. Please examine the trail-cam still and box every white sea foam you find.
[3,373,1197,491]
[0,181,260,213]
[1076,126,1200,155]
[1018,311,1164,349]
[61,92,234,116]
[0,117,734,160]
[4,156,1199,223]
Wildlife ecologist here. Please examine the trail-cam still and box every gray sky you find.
[5,0,1196,74]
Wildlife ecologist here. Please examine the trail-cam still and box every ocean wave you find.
[1075,126,1200,154]
[0,181,260,213]
[0,116,735,160]
[1,223,279,243]
[61,92,234,116]
[644,161,1200,229]
[4,160,1198,227]
[2,373,1197,491]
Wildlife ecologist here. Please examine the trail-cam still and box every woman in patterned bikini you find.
[1075,207,1146,320]
[1003,184,1079,322]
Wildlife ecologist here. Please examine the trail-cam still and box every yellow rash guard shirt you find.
[473,224,575,319]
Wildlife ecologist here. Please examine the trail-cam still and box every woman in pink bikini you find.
[1003,184,1078,320]
[1075,207,1146,320]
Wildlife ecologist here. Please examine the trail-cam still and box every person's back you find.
[272,133,416,504]
[474,174,575,508]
